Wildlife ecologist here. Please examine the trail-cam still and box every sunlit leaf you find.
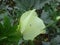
[56,16,60,21]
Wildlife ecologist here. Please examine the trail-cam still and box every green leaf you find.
[56,16,60,21]
[3,16,11,29]
[20,9,46,40]
[0,23,3,30]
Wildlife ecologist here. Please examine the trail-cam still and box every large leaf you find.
[16,0,50,11]
[20,9,46,40]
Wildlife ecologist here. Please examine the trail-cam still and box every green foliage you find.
[0,0,60,45]
[0,16,22,45]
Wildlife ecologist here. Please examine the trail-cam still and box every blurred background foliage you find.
[0,0,60,45]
